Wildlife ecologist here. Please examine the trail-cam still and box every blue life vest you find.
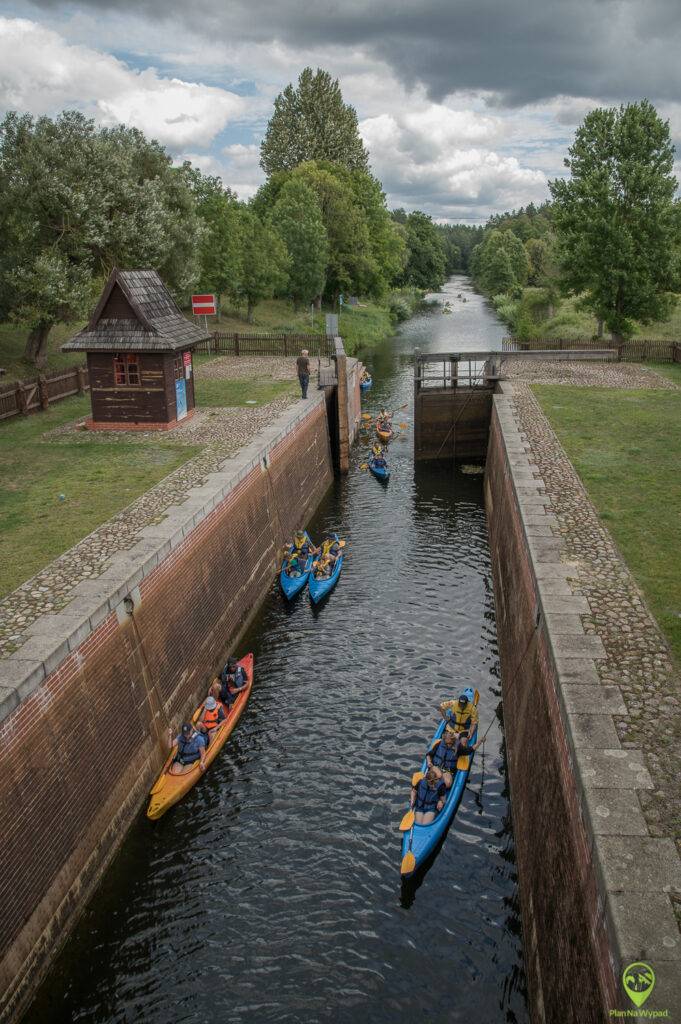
[431,740,458,773]
[415,778,444,813]
[176,732,205,764]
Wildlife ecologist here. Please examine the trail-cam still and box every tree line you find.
[465,100,680,342]
[0,68,447,367]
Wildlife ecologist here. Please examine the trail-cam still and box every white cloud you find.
[0,17,246,148]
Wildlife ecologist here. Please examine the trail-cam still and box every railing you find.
[0,366,89,421]
[195,331,334,358]
[503,337,681,363]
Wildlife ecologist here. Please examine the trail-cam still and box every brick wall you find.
[0,397,333,1024]
[485,401,618,1023]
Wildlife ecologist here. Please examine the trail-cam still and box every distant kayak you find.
[369,458,390,482]
[309,534,344,604]
[146,654,254,820]
[280,531,315,599]
[376,421,393,443]
[400,691,479,877]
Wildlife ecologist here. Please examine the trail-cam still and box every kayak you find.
[309,534,345,604]
[280,531,315,599]
[146,653,254,820]
[376,421,393,442]
[369,458,390,482]
[400,691,480,877]
[360,375,373,391]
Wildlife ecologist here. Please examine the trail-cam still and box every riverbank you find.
[0,289,423,382]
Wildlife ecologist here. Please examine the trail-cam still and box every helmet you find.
[205,696,217,711]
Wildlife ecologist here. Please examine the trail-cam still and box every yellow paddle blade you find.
[401,851,416,876]
[338,540,346,547]
[411,770,425,787]
[456,755,471,770]
[474,688,480,705]
[398,423,408,429]
[359,463,368,471]
[399,810,415,832]
[361,412,372,420]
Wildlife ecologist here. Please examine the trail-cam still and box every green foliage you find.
[0,110,203,364]
[270,177,329,308]
[435,223,484,273]
[401,211,447,289]
[187,169,242,299]
[471,228,530,296]
[235,209,290,321]
[549,100,679,340]
[488,202,553,242]
[260,67,368,176]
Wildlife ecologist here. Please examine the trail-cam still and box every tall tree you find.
[187,168,243,301]
[549,100,679,341]
[402,212,447,290]
[270,178,328,308]
[0,110,202,366]
[471,229,529,295]
[260,68,369,176]
[236,209,290,322]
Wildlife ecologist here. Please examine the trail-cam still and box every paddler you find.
[292,529,314,557]
[219,656,248,709]
[427,729,481,788]
[439,687,478,739]
[285,553,305,578]
[198,695,226,744]
[410,767,446,825]
[169,723,207,773]
[372,443,383,458]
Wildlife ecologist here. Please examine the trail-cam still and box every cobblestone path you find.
[513,382,681,867]
[505,359,677,389]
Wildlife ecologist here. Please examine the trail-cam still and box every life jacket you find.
[177,732,203,761]
[431,740,458,773]
[415,778,443,813]
[445,703,472,734]
[203,705,221,730]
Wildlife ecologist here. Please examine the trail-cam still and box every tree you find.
[402,212,447,290]
[236,209,290,322]
[187,169,242,301]
[0,110,203,366]
[270,178,328,308]
[549,100,679,341]
[471,229,530,295]
[260,68,369,175]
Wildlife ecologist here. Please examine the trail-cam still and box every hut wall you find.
[87,352,170,424]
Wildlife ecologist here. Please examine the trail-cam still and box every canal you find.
[27,275,526,1023]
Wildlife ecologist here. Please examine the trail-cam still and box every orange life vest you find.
[203,705,221,730]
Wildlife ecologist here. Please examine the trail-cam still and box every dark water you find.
[27,276,526,1023]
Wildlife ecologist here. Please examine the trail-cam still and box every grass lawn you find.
[0,396,200,597]
[533,378,681,666]
[194,377,296,407]
[527,292,681,341]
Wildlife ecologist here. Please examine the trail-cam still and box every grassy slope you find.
[0,291,418,383]
[533,375,681,666]
[0,396,202,597]
[523,292,681,341]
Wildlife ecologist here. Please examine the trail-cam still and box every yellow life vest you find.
[442,700,477,734]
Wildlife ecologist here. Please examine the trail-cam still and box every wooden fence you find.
[0,365,88,421]
[195,332,334,358]
[503,337,681,363]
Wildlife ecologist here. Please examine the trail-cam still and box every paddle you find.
[399,809,415,832]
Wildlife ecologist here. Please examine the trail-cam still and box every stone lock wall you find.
[0,394,333,1024]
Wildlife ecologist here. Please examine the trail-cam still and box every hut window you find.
[114,353,140,386]
[173,355,183,380]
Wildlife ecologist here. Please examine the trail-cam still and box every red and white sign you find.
[191,293,216,316]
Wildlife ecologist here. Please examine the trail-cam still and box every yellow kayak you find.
[146,653,254,820]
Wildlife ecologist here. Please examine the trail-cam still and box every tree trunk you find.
[314,295,322,311]
[597,319,604,338]
[247,300,254,324]
[24,322,53,368]
[611,331,624,345]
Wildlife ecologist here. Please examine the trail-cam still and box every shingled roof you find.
[62,269,210,353]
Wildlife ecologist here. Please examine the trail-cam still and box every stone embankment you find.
[486,368,681,1022]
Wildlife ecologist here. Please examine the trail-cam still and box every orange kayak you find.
[146,653,254,820]
[376,421,393,442]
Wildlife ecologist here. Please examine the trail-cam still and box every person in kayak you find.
[371,452,388,469]
[219,656,248,709]
[285,553,305,577]
[427,730,482,788]
[169,723,207,773]
[439,687,478,739]
[410,767,447,825]
[312,553,334,579]
[198,695,226,744]
[372,443,383,458]
[292,530,315,557]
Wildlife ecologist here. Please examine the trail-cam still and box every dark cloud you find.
[25,0,681,106]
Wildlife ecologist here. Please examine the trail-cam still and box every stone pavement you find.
[504,359,677,389]
[0,393,298,658]
[511,381,681,898]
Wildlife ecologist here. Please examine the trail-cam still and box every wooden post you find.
[15,382,27,415]
[673,343,681,364]
[38,375,49,410]
[76,366,87,394]
[234,333,240,357]
[284,336,289,357]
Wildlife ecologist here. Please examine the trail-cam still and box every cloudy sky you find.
[2,0,681,223]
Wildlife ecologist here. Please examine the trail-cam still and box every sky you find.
[2,0,681,224]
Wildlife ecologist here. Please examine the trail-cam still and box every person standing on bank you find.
[296,348,311,399]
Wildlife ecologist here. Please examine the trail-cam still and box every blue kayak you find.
[360,376,372,391]
[280,532,315,599]
[309,534,345,604]
[400,696,479,877]
[369,458,390,482]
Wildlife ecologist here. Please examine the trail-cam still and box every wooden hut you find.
[62,268,210,430]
